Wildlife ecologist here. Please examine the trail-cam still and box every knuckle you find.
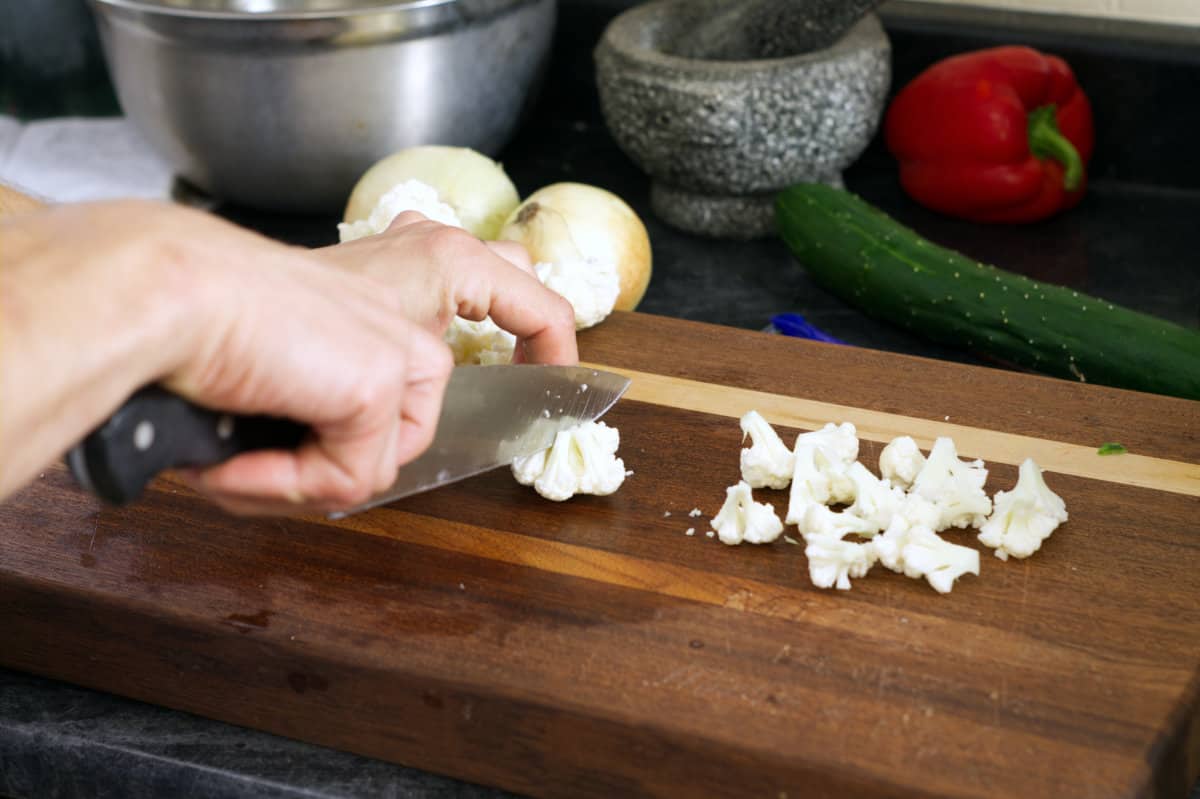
[426,225,476,262]
[324,474,374,509]
[388,210,428,229]
[551,294,577,329]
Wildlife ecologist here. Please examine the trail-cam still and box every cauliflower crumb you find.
[685,528,695,536]
[705,531,715,538]
[663,511,672,517]
[511,421,625,501]
[688,508,703,517]
[338,179,462,242]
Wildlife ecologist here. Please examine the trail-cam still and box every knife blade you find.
[66,365,630,512]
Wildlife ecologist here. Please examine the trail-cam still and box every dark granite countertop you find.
[1,2,1198,798]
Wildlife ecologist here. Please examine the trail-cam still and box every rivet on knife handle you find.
[66,387,308,506]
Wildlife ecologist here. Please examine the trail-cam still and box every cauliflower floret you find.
[800,506,878,590]
[511,421,625,501]
[444,316,516,365]
[801,503,877,540]
[534,256,620,331]
[711,481,784,545]
[898,526,980,594]
[879,435,926,490]
[794,422,858,503]
[978,458,1068,561]
[784,422,860,523]
[874,496,979,593]
[910,437,992,530]
[843,461,905,533]
[337,179,462,242]
[739,411,795,489]
[785,444,831,524]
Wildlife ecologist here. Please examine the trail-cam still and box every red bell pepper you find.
[884,46,1094,223]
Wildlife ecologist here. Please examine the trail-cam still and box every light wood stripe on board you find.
[584,364,1200,498]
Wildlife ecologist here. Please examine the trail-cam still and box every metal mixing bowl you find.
[88,0,556,212]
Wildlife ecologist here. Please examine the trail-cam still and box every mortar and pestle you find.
[595,0,891,239]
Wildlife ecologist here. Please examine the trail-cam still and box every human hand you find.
[0,200,452,515]
[315,212,578,365]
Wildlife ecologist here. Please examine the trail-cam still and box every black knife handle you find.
[66,387,308,506]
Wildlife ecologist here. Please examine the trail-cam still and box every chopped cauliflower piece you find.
[785,422,859,523]
[795,422,859,466]
[800,506,878,590]
[535,256,620,330]
[844,461,906,534]
[785,444,832,524]
[910,437,992,530]
[739,411,795,489]
[879,435,926,490]
[711,481,784,546]
[801,503,877,540]
[978,458,1068,561]
[444,316,515,366]
[794,422,859,503]
[511,421,625,501]
[874,497,979,594]
[898,526,980,594]
[337,179,462,242]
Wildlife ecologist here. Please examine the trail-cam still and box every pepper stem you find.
[1028,105,1083,192]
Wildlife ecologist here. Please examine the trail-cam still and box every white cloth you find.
[0,115,172,203]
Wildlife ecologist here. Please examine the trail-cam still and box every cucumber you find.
[775,183,1200,401]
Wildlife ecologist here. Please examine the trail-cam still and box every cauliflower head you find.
[444,316,516,366]
[535,256,620,331]
[337,179,462,242]
[739,411,795,489]
[712,481,784,546]
[511,421,625,502]
[978,458,1068,561]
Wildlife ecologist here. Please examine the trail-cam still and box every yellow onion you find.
[498,182,652,311]
[343,146,519,239]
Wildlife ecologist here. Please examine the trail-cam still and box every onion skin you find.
[343,146,519,240]
[499,182,652,311]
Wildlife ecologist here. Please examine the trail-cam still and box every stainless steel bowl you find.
[89,0,555,212]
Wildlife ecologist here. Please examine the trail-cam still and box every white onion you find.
[343,146,520,239]
[498,182,652,312]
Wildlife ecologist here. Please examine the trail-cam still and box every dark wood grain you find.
[2,312,1198,799]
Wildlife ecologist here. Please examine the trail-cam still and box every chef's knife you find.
[67,365,630,513]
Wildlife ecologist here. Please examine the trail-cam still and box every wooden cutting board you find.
[2,312,1198,798]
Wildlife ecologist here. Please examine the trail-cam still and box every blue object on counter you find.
[767,313,846,344]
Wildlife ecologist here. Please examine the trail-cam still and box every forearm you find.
[0,202,198,499]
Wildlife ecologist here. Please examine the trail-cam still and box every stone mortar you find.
[594,1,891,239]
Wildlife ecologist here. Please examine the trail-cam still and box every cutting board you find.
[2,312,1198,798]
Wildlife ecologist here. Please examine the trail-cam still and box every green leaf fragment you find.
[1097,442,1128,456]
